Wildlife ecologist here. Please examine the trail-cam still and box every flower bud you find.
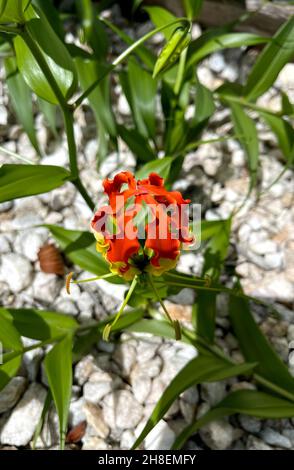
[153,25,192,79]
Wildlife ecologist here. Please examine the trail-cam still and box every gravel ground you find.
[0,9,294,450]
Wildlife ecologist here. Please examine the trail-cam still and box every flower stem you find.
[148,273,181,340]
[103,275,139,341]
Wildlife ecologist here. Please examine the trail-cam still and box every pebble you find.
[113,343,137,376]
[200,420,234,450]
[69,397,86,427]
[0,377,27,414]
[83,370,120,404]
[33,272,62,304]
[0,253,33,293]
[15,229,47,262]
[103,390,143,430]
[201,382,226,406]
[239,415,262,433]
[246,435,272,450]
[144,420,176,451]
[260,428,292,449]
[0,201,13,213]
[54,298,79,316]
[0,234,10,254]
[83,402,109,439]
[0,383,47,446]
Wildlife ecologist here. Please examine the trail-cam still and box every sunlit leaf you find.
[173,389,294,449]
[44,335,72,449]
[244,16,294,101]
[132,355,256,449]
[136,156,174,180]
[0,164,71,203]
[5,56,40,155]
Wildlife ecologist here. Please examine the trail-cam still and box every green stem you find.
[148,274,173,323]
[111,276,139,329]
[0,25,21,34]
[3,335,65,364]
[216,92,283,118]
[63,108,95,210]
[254,373,294,403]
[72,273,116,285]
[73,17,191,109]
[174,46,188,96]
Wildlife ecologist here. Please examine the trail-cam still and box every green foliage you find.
[0,164,71,203]
[0,0,293,450]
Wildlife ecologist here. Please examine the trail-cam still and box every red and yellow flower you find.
[91,171,193,280]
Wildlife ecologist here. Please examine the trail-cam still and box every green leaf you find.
[0,0,31,23]
[0,356,22,392]
[0,164,71,203]
[76,0,108,61]
[244,16,294,101]
[144,6,176,40]
[45,225,123,284]
[122,58,157,139]
[230,102,259,188]
[259,111,294,160]
[44,335,72,449]
[1,308,78,341]
[32,0,64,39]
[136,156,174,180]
[4,56,40,155]
[117,125,155,163]
[183,0,203,19]
[0,310,23,391]
[187,32,268,70]
[75,58,116,161]
[38,98,58,137]
[173,389,294,449]
[229,292,294,396]
[281,91,294,116]
[14,6,77,104]
[0,311,23,351]
[194,80,215,124]
[194,218,231,343]
[132,355,256,449]
[127,318,194,346]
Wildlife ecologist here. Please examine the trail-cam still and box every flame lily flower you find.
[67,171,194,341]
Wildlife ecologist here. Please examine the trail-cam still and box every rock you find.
[260,428,292,449]
[252,275,294,303]
[209,52,226,73]
[181,386,199,405]
[33,272,62,304]
[54,298,78,316]
[77,291,95,315]
[0,201,13,213]
[82,436,110,450]
[144,420,176,451]
[288,325,294,342]
[69,397,86,427]
[246,436,272,450]
[0,104,8,125]
[15,229,47,262]
[0,383,46,446]
[263,252,284,270]
[132,356,162,379]
[13,197,47,229]
[200,420,234,450]
[130,369,151,404]
[22,338,43,381]
[83,402,109,438]
[251,240,278,255]
[239,415,262,433]
[103,390,143,430]
[120,430,136,450]
[0,377,27,414]
[113,343,137,376]
[117,94,131,116]
[74,355,107,386]
[201,382,227,406]
[0,234,10,254]
[168,288,195,305]
[0,253,33,293]
[136,340,159,364]
[179,400,196,424]
[42,146,68,167]
[50,184,76,211]
[83,370,120,404]
[162,302,192,323]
